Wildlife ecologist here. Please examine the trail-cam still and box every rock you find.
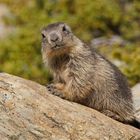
[111,59,127,68]
[0,73,140,140]
[132,83,140,119]
[0,4,15,38]
[91,35,129,48]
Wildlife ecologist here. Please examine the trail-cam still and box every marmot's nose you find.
[50,33,59,42]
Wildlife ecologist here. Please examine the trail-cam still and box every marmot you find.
[41,22,140,129]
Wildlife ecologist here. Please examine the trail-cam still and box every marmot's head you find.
[41,22,78,57]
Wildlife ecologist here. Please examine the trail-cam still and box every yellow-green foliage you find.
[111,44,140,86]
[0,0,140,86]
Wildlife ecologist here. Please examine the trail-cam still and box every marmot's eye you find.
[62,25,67,32]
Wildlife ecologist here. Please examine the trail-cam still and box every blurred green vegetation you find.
[0,0,140,86]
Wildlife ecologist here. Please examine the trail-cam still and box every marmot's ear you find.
[62,25,67,32]
[41,31,46,39]
[60,23,72,34]
[65,24,72,33]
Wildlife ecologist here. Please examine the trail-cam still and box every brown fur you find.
[41,22,137,125]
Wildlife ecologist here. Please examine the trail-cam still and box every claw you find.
[53,92,64,98]
[47,88,52,92]
[46,84,65,99]
[46,84,53,88]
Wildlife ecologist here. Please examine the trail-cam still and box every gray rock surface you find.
[0,73,140,140]
[132,83,140,119]
[0,4,15,38]
[91,35,129,48]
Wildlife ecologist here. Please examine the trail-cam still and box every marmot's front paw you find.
[46,84,65,99]
[46,84,54,91]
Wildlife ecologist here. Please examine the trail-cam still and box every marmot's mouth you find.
[51,43,65,50]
